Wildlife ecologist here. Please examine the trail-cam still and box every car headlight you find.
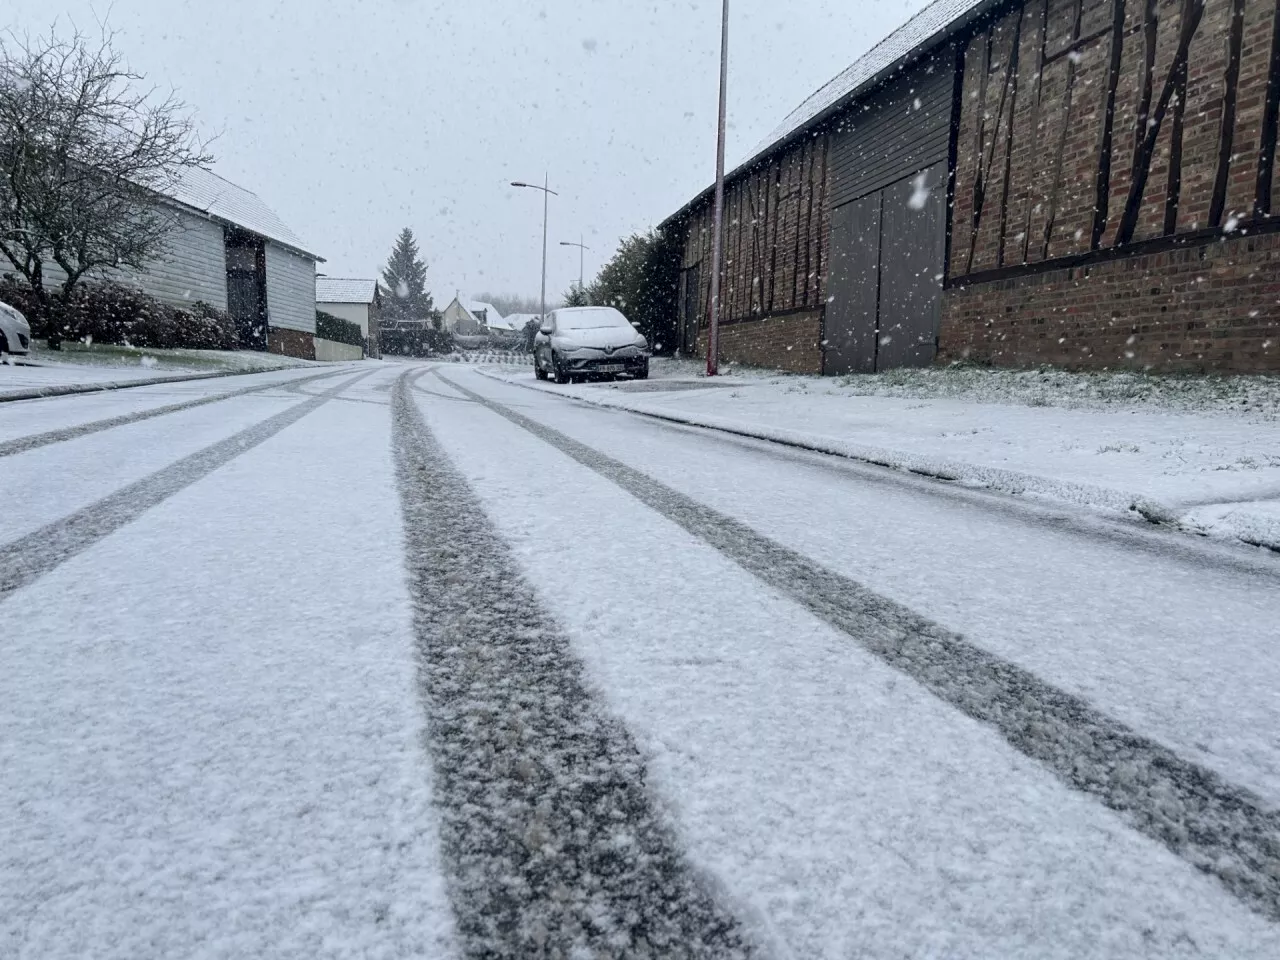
[634,335,648,350]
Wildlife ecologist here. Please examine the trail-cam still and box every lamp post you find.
[559,235,589,293]
[511,175,558,326]
[707,0,729,376]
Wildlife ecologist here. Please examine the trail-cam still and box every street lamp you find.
[707,0,729,376]
[559,236,589,292]
[511,176,558,328]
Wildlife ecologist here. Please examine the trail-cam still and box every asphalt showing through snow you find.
[0,370,371,603]
[0,367,351,459]
[391,370,756,959]
[435,367,1280,924]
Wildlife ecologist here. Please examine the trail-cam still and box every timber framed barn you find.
[663,0,1280,374]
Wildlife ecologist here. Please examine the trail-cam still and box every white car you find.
[533,306,650,384]
[0,299,32,358]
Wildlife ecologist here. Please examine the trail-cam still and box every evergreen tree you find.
[380,228,433,321]
[563,284,591,307]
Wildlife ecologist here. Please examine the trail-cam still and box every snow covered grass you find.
[28,339,317,372]
[645,356,1280,418]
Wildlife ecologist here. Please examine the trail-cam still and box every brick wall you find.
[696,311,823,373]
[268,326,316,361]
[940,230,1280,371]
[678,133,830,370]
[946,0,1280,372]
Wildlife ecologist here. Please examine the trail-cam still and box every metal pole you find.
[579,233,584,291]
[540,172,549,326]
[707,0,729,376]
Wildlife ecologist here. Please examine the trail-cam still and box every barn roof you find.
[165,167,323,261]
[317,277,379,304]
[661,0,997,227]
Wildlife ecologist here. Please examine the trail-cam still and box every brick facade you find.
[678,133,830,367]
[941,231,1280,370]
[696,311,824,373]
[267,326,316,361]
[944,0,1280,372]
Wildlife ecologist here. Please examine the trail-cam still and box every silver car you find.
[0,299,32,358]
[533,306,650,384]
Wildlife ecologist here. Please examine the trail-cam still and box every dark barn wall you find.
[679,133,830,373]
[943,0,1280,371]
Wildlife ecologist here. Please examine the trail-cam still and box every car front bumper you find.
[560,349,648,374]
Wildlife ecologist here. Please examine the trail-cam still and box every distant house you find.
[37,167,325,359]
[440,296,505,336]
[317,277,381,359]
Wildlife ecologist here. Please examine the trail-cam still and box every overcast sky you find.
[7,0,929,305]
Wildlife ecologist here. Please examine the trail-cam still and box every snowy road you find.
[3,361,1279,958]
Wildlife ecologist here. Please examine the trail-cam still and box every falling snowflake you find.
[907,172,930,210]
[1224,215,1240,232]
[1068,50,1083,64]
[913,98,922,109]
[396,280,409,298]
[140,355,158,368]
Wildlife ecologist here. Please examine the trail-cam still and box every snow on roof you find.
[664,0,993,225]
[164,167,322,261]
[750,0,987,159]
[317,278,378,304]
[465,300,505,324]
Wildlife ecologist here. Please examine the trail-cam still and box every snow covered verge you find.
[2,344,348,400]
[26,340,318,372]
[482,364,1280,551]
[644,356,1280,418]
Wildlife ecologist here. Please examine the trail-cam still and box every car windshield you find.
[557,309,631,331]
[3,1,1279,957]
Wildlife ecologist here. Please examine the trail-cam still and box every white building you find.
[440,297,505,336]
[40,167,324,359]
[316,278,381,359]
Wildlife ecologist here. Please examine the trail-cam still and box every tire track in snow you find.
[0,367,352,459]
[392,371,757,959]
[0,370,371,604]
[437,368,1280,925]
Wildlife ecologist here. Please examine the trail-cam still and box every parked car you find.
[0,300,32,359]
[533,306,649,384]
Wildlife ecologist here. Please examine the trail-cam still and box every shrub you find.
[0,275,237,350]
[316,310,363,347]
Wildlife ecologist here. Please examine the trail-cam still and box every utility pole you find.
[511,176,558,324]
[707,0,729,376]
[559,235,590,294]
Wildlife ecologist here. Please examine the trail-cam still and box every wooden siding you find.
[265,242,317,334]
[38,207,228,310]
[679,133,830,332]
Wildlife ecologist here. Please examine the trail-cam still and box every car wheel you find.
[552,352,571,385]
[633,360,649,380]
[534,357,548,380]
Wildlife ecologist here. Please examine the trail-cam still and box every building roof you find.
[165,166,323,261]
[662,0,996,226]
[465,300,504,322]
[316,277,378,304]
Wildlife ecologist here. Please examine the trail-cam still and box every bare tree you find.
[0,26,212,309]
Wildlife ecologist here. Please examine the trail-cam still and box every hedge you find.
[0,276,238,350]
[316,310,363,347]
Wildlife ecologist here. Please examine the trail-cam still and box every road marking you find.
[0,371,371,604]
[437,368,1280,925]
[0,368,352,459]
[392,371,756,958]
